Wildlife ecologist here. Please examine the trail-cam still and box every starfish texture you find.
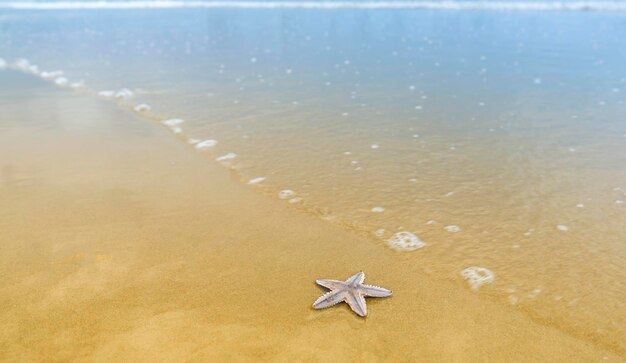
[312,272,392,317]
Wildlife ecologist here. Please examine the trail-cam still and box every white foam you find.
[387,231,426,252]
[461,266,495,291]
[13,58,31,71]
[248,177,266,185]
[371,207,385,213]
[98,90,115,98]
[54,77,68,86]
[444,225,462,233]
[288,197,303,204]
[216,152,237,162]
[278,189,295,199]
[133,103,151,112]
[194,139,218,149]
[0,58,6,69]
[170,126,183,134]
[2,1,626,11]
[40,70,63,79]
[70,81,85,89]
[371,143,380,149]
[556,224,569,232]
[162,118,184,127]
[115,88,134,99]
[187,138,201,144]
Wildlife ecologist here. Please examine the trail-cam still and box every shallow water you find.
[1,4,625,357]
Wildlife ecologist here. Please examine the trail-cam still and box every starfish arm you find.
[316,279,347,290]
[345,271,365,285]
[312,289,349,309]
[345,291,368,317]
[360,284,392,297]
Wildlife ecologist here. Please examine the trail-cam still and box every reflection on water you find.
[1,6,625,354]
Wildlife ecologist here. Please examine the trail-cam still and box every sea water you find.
[1,2,625,354]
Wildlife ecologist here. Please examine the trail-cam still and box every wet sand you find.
[0,72,622,361]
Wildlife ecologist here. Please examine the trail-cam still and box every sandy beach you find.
[0,70,623,361]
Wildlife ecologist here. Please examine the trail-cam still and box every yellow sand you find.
[0,75,622,362]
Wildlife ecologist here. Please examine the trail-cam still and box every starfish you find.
[312,271,392,317]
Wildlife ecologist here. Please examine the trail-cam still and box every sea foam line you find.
[1,1,626,11]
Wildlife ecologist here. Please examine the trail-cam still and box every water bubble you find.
[387,231,426,252]
[162,118,184,127]
[215,152,237,162]
[248,177,266,185]
[54,77,68,86]
[98,90,115,98]
[70,81,84,89]
[114,88,134,99]
[194,139,218,149]
[133,104,151,112]
[40,70,63,79]
[13,58,31,71]
[444,225,462,233]
[278,189,295,199]
[461,267,495,291]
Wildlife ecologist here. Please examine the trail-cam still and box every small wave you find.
[1,1,626,11]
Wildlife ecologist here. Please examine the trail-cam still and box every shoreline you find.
[0,69,623,361]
